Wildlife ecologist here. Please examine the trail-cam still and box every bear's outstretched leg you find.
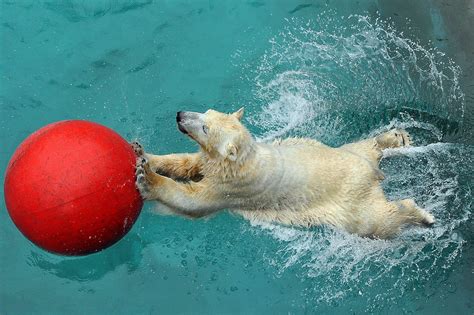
[135,158,224,215]
[340,129,411,165]
[366,194,434,239]
[131,141,202,181]
[144,153,203,181]
[395,199,435,227]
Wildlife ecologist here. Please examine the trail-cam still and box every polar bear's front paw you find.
[135,157,152,199]
[376,129,411,149]
[131,140,144,156]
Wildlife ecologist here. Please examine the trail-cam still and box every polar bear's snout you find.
[176,111,184,123]
[176,111,208,141]
[176,111,189,134]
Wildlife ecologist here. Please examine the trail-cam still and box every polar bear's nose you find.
[177,111,183,122]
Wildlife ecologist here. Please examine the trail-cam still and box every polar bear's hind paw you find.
[376,129,411,149]
[394,129,411,147]
[421,211,435,227]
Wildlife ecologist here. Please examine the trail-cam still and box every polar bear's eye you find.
[202,125,209,135]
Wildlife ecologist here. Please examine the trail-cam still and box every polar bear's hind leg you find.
[341,129,411,165]
[396,199,435,227]
[374,199,435,238]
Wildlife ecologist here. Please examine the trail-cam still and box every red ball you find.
[4,120,143,256]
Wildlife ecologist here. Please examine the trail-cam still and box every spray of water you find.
[244,14,471,311]
[248,14,464,145]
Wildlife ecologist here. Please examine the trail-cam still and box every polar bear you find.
[133,108,434,239]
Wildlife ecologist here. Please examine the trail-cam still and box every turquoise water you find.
[1,1,473,314]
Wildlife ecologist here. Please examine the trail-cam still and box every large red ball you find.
[4,120,143,256]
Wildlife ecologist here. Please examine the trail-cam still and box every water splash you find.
[245,14,471,312]
[248,14,464,146]
[247,138,472,310]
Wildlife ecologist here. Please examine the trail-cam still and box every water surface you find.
[1,1,473,314]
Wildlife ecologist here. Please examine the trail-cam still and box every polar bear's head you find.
[176,108,253,161]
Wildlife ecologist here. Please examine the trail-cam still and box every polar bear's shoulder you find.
[271,137,323,147]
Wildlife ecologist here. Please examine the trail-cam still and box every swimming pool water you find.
[1,1,473,314]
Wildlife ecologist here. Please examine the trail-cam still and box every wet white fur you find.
[136,109,434,239]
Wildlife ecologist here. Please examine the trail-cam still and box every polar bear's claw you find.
[131,140,144,156]
[135,157,151,198]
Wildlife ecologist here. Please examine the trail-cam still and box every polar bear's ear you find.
[226,143,238,161]
[232,107,244,121]
[218,141,238,161]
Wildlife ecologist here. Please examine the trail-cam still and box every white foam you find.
[382,142,453,158]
